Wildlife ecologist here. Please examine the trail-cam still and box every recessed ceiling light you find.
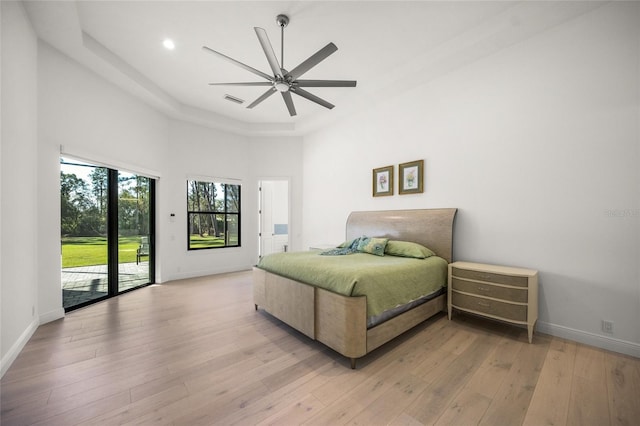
[163,39,175,50]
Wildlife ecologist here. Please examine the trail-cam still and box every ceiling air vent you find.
[224,94,245,105]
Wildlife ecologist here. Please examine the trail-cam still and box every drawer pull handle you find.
[477,302,491,308]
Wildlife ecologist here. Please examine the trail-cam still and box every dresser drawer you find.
[451,291,527,322]
[451,267,528,287]
[451,278,528,303]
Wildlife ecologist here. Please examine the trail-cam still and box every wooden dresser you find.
[448,261,538,343]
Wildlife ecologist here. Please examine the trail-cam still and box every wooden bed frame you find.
[253,208,457,368]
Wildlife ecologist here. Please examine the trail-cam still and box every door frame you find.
[258,177,291,261]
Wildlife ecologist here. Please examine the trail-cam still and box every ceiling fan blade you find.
[247,88,277,109]
[281,91,297,116]
[208,82,272,86]
[287,43,338,80]
[291,87,334,110]
[202,46,273,81]
[254,27,283,79]
[294,80,357,87]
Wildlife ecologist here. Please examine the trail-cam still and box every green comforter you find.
[256,251,447,318]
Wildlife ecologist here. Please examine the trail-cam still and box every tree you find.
[226,184,240,212]
[187,181,220,237]
[89,168,108,215]
[60,171,96,235]
[134,176,150,234]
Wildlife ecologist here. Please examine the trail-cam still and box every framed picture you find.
[399,160,424,194]
[372,165,394,197]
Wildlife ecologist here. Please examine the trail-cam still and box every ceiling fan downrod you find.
[276,14,289,71]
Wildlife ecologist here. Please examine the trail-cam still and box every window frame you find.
[186,180,241,251]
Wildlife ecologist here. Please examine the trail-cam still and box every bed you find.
[253,208,457,368]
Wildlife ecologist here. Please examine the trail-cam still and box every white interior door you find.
[259,180,289,259]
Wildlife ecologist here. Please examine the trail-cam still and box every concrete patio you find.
[62,261,151,308]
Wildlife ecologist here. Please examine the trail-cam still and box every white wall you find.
[302,2,640,356]
[162,120,252,279]
[249,136,304,252]
[1,1,39,376]
[157,123,306,281]
[37,40,169,313]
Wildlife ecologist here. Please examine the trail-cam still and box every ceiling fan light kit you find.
[203,14,356,117]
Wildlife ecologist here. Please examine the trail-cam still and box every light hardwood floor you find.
[1,271,639,425]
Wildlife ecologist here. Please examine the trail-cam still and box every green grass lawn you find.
[61,236,145,268]
[63,235,239,267]
[189,234,226,249]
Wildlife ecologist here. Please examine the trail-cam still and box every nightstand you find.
[448,261,538,343]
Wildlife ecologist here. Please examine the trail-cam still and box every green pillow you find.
[356,237,389,256]
[384,240,435,259]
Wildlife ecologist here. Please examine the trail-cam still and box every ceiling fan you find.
[202,14,357,117]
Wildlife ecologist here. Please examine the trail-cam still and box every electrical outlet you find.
[602,320,614,334]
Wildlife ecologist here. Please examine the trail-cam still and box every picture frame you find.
[372,165,394,197]
[399,160,424,194]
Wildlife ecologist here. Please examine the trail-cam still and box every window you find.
[187,180,241,250]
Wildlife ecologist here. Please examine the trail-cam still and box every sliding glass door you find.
[60,160,110,308]
[60,158,155,311]
[117,171,154,292]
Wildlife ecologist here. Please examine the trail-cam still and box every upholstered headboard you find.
[345,208,457,263]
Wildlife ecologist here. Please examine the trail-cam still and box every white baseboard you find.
[40,307,65,324]
[536,321,640,358]
[1,318,39,378]
[0,309,64,378]
[161,264,253,283]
